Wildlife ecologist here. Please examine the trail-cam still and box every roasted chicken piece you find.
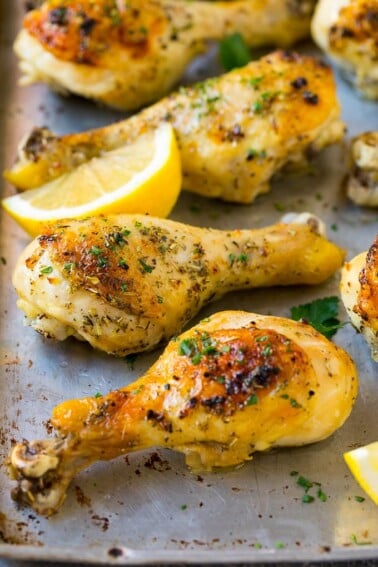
[15,0,317,110]
[340,236,378,360]
[311,0,378,99]
[5,51,344,204]
[346,131,378,207]
[13,213,345,356]
[9,310,358,517]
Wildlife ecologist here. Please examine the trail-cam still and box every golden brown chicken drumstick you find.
[8,310,358,516]
[13,213,344,356]
[5,51,344,204]
[15,0,317,110]
[340,235,378,360]
[346,131,378,207]
[311,0,378,99]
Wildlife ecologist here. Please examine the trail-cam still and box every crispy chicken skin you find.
[5,51,344,204]
[346,131,378,207]
[311,0,378,99]
[13,213,345,356]
[340,236,378,360]
[15,0,317,110]
[8,310,358,516]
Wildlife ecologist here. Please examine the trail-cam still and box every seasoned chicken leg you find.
[340,236,378,360]
[346,131,378,207]
[15,0,317,110]
[5,51,344,203]
[8,310,359,516]
[311,0,378,99]
[13,213,345,356]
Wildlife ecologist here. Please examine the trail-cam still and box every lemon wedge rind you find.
[344,441,378,505]
[2,122,181,236]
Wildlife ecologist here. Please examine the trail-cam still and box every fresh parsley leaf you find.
[219,33,251,71]
[290,296,344,339]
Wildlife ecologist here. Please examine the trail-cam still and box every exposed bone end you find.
[347,132,378,207]
[280,212,326,237]
[9,439,70,517]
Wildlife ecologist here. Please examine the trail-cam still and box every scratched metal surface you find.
[0,2,378,565]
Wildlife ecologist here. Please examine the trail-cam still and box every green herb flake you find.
[94,392,103,398]
[180,504,188,511]
[40,266,53,275]
[297,476,313,491]
[351,534,372,546]
[64,262,74,272]
[89,246,102,256]
[317,488,327,502]
[191,353,202,365]
[275,541,286,549]
[302,494,315,504]
[246,394,259,406]
[138,258,155,273]
[289,398,302,409]
[290,470,299,476]
[178,338,197,357]
[354,495,365,503]
[254,542,263,549]
[261,345,272,357]
[219,32,251,71]
[249,76,264,88]
[118,259,129,269]
[290,296,344,339]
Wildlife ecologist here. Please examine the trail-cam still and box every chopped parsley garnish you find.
[293,472,328,504]
[275,541,286,549]
[290,296,344,339]
[40,265,53,274]
[178,333,220,365]
[219,33,251,71]
[138,258,155,273]
[178,338,197,357]
[94,392,103,398]
[89,245,102,256]
[351,534,372,546]
[246,148,266,161]
[246,394,259,406]
[229,252,249,266]
[354,495,365,503]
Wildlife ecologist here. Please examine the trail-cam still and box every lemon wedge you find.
[2,123,181,237]
[344,442,378,504]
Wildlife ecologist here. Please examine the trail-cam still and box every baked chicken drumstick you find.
[311,0,378,99]
[13,213,345,356]
[16,0,317,110]
[341,235,378,360]
[5,51,344,203]
[8,310,358,516]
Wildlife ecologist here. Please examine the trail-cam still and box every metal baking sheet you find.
[0,3,377,564]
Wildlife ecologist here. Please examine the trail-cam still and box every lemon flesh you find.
[2,123,181,237]
[344,441,378,504]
